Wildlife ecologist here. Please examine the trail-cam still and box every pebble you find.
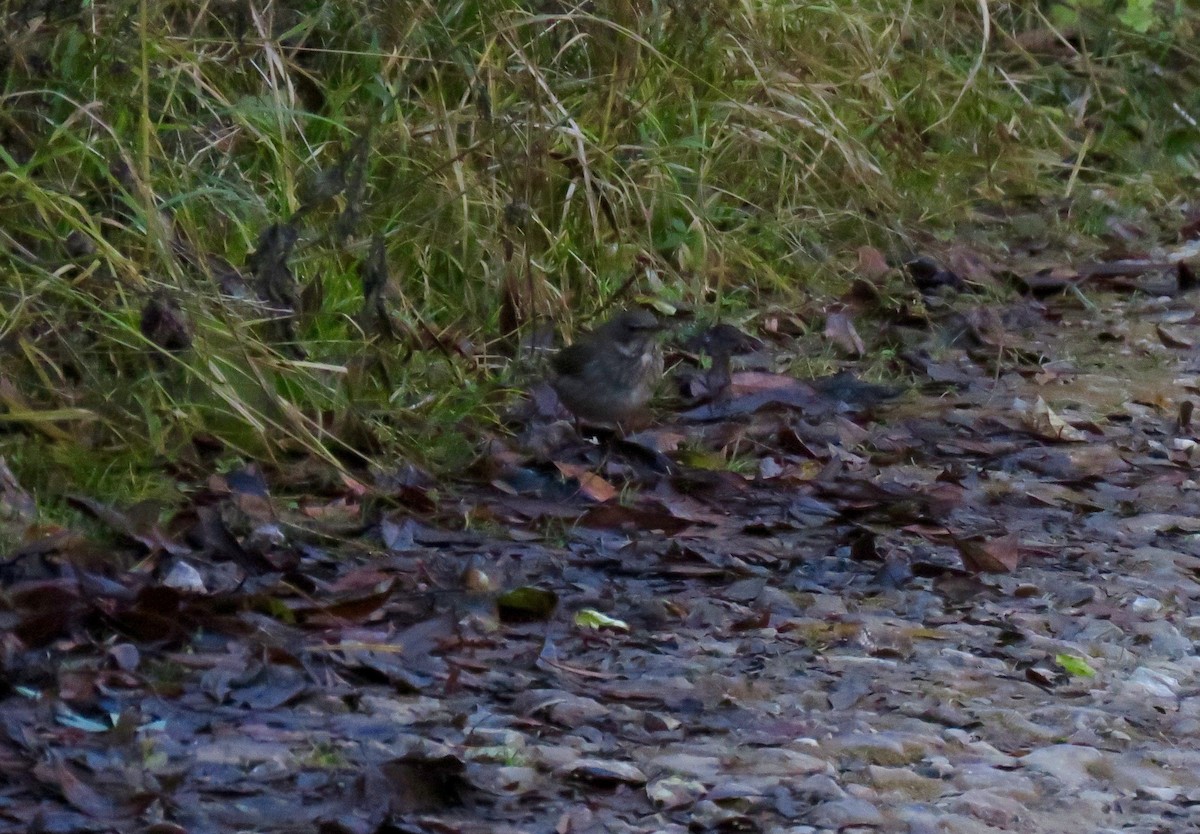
[1130,596,1163,615]
[807,797,886,829]
[1123,666,1181,698]
[1021,744,1106,789]
[946,789,1026,827]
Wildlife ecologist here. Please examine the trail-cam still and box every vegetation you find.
[0,0,1197,518]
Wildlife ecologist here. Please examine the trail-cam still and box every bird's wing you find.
[551,342,591,376]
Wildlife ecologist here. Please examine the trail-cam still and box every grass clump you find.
[0,0,1196,519]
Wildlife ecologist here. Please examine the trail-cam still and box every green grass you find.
[0,0,1197,521]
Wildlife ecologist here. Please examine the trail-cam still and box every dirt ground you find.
[4,247,1200,833]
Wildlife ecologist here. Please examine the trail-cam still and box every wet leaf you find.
[856,246,891,281]
[553,462,618,502]
[32,756,150,820]
[823,309,865,357]
[1025,397,1091,442]
[140,292,192,353]
[953,533,1023,574]
[1056,654,1096,678]
[647,775,707,809]
[579,502,694,535]
[370,752,471,813]
[574,609,629,631]
[563,758,647,787]
[497,586,559,622]
[1156,324,1193,349]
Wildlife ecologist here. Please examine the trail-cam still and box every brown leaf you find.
[302,581,397,626]
[579,502,693,535]
[0,456,35,524]
[856,246,891,281]
[1024,397,1092,442]
[140,292,192,353]
[32,757,149,820]
[823,310,865,357]
[945,244,996,285]
[554,462,618,502]
[1156,324,1194,349]
[1011,27,1078,54]
[497,586,559,623]
[1016,267,1081,297]
[953,533,1023,574]
[371,753,471,813]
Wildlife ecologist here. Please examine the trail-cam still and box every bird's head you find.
[599,309,662,346]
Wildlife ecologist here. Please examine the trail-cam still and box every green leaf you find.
[1049,4,1078,27]
[1118,0,1158,33]
[1056,653,1096,677]
[1163,128,1200,157]
[574,608,630,631]
[497,586,558,622]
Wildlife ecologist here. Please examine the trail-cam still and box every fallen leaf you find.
[1156,324,1194,349]
[497,586,559,622]
[371,753,472,813]
[562,759,648,787]
[575,609,629,631]
[1025,397,1091,442]
[554,462,618,502]
[953,533,1023,574]
[1056,654,1096,678]
[856,246,891,281]
[824,309,865,357]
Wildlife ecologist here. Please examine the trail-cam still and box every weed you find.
[0,0,1196,510]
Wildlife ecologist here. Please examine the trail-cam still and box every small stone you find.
[1076,790,1119,815]
[757,586,803,615]
[844,782,880,801]
[807,797,886,829]
[529,744,579,770]
[710,779,782,804]
[829,732,926,766]
[1060,583,1098,606]
[650,753,722,780]
[1141,622,1192,660]
[562,758,647,787]
[794,773,846,802]
[1138,786,1180,801]
[488,766,539,794]
[893,805,946,834]
[1021,744,1106,789]
[1170,717,1200,737]
[952,764,1039,799]
[1124,666,1180,699]
[735,747,831,777]
[644,711,681,733]
[807,595,849,617]
[1130,596,1163,615]
[918,755,954,779]
[1072,619,1126,644]
[947,789,1026,827]
[465,727,526,749]
[647,776,706,810]
[799,690,831,710]
[1180,696,1200,718]
[163,560,206,593]
[547,695,611,726]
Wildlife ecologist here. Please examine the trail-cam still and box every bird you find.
[551,309,664,427]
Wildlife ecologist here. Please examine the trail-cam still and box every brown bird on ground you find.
[551,309,664,427]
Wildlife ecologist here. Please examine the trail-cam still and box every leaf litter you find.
[4,246,1200,832]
